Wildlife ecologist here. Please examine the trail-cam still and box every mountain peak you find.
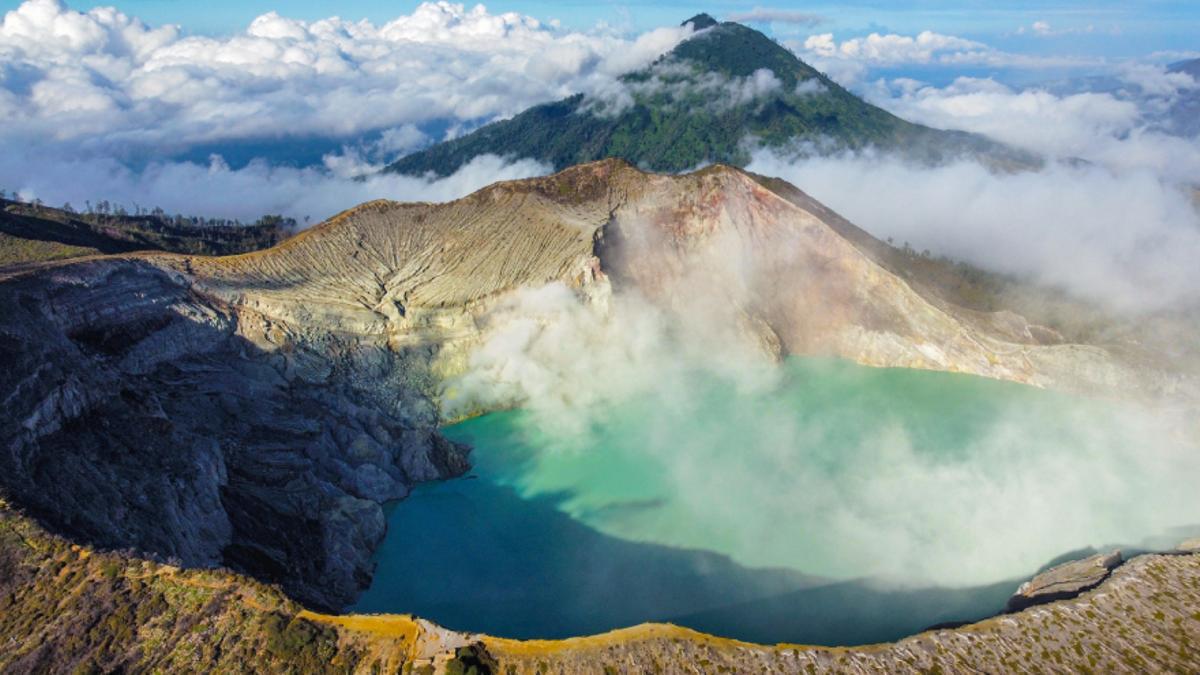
[1168,57,1200,79]
[665,16,819,86]
[681,13,719,29]
[385,14,1035,177]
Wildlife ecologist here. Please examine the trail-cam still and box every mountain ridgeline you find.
[386,14,1035,176]
[1165,57,1200,137]
[0,197,293,268]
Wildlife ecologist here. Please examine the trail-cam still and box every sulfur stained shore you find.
[2,503,1199,673]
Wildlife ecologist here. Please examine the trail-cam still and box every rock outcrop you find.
[1005,550,1123,612]
[183,159,1164,394]
[0,159,1184,616]
[0,258,467,610]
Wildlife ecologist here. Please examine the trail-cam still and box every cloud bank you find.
[863,75,1200,173]
[792,30,1102,87]
[725,8,822,26]
[748,150,1200,311]
[0,0,695,157]
[734,56,1199,312]
[0,0,700,220]
[583,60,785,118]
[0,148,551,222]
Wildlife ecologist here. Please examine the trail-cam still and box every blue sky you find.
[3,0,1196,59]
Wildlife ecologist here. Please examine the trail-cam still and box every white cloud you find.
[867,76,1141,157]
[1016,20,1106,38]
[583,61,785,118]
[794,77,826,96]
[793,30,1101,88]
[0,146,551,223]
[861,75,1200,178]
[803,30,986,65]
[0,0,703,221]
[1115,62,1199,98]
[747,149,1200,311]
[725,8,822,26]
[730,67,783,104]
[0,0,696,156]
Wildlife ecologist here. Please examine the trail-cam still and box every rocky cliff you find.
[183,159,1164,394]
[0,256,467,610]
[0,159,1187,623]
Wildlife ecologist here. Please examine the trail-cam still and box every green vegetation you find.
[0,192,293,268]
[0,504,367,673]
[0,231,99,266]
[444,646,498,675]
[387,19,1035,177]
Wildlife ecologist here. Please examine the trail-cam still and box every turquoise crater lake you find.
[353,357,1199,645]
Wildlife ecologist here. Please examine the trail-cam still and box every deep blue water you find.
[353,357,1199,644]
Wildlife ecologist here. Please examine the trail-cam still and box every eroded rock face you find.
[186,159,1160,396]
[0,159,1177,612]
[0,258,468,610]
[1006,550,1123,612]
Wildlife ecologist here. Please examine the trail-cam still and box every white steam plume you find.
[746,149,1200,311]
[444,278,1200,586]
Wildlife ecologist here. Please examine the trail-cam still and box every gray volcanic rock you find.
[0,257,468,610]
[1006,550,1123,612]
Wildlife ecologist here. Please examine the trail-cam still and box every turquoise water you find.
[354,357,1199,644]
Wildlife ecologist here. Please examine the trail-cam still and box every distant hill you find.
[1169,57,1200,80]
[0,198,293,267]
[1045,57,1200,139]
[386,14,1035,176]
[1165,58,1200,137]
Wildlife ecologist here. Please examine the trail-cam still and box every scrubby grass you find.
[0,232,98,266]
